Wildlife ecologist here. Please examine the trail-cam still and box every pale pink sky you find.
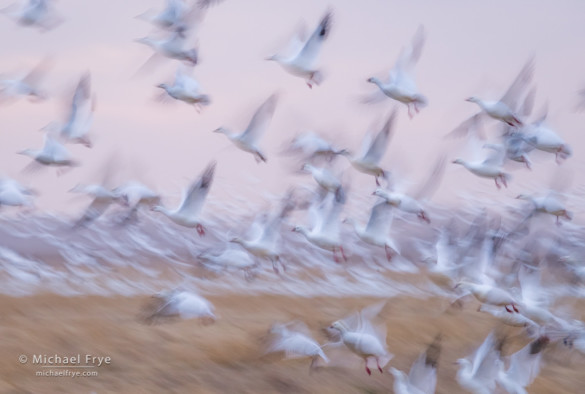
[0,0,584,217]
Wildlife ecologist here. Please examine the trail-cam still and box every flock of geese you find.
[1,0,585,393]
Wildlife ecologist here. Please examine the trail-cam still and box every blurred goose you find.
[478,305,537,328]
[455,281,520,313]
[267,321,329,369]
[301,163,342,199]
[152,161,215,235]
[18,133,78,170]
[293,187,346,262]
[449,57,534,137]
[496,335,549,394]
[136,26,198,66]
[366,25,427,118]
[231,191,295,274]
[214,93,278,162]
[266,10,332,88]
[70,184,126,228]
[137,0,222,32]
[2,0,62,30]
[452,143,510,190]
[46,72,95,148]
[284,131,346,162]
[197,247,257,279]
[145,289,215,324]
[344,201,400,261]
[0,58,49,103]
[456,332,502,394]
[329,303,392,375]
[522,113,571,163]
[389,334,441,394]
[113,181,161,224]
[157,66,210,109]
[373,156,446,223]
[0,178,35,208]
[516,193,572,224]
[341,109,396,186]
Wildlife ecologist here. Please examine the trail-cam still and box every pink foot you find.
[385,245,393,262]
[505,305,512,313]
[365,365,371,376]
[377,359,383,373]
[512,304,519,313]
[196,224,206,236]
[340,246,347,261]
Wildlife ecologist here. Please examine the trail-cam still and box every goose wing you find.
[294,10,332,69]
[499,56,535,110]
[178,161,216,216]
[362,109,396,163]
[240,93,278,145]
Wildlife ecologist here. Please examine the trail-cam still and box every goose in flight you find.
[230,191,295,274]
[328,302,392,375]
[365,25,427,118]
[136,26,199,67]
[137,0,223,33]
[0,177,36,208]
[344,201,400,261]
[0,58,50,104]
[341,109,397,186]
[266,10,332,88]
[293,186,347,262]
[496,335,549,394]
[521,110,572,164]
[389,334,441,394]
[455,281,520,313]
[157,66,210,110]
[213,93,278,162]
[456,331,502,394]
[70,184,127,228]
[44,72,95,148]
[152,161,215,236]
[516,193,572,225]
[113,181,161,225]
[452,143,510,190]
[266,321,329,370]
[301,163,343,201]
[144,288,215,324]
[2,0,62,31]
[18,132,78,171]
[449,57,534,138]
[283,131,346,162]
[373,156,446,223]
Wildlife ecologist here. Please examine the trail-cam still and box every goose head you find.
[465,96,480,103]
[329,320,348,334]
[452,158,465,165]
[265,54,284,62]
[17,149,37,159]
[213,127,229,135]
[182,48,198,65]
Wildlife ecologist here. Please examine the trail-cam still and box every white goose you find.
[366,25,427,118]
[137,0,221,32]
[157,66,210,109]
[70,184,126,228]
[452,143,510,190]
[344,201,400,261]
[450,57,534,137]
[18,132,78,170]
[516,193,572,224]
[267,321,329,369]
[214,93,278,162]
[266,10,332,88]
[50,72,95,148]
[136,26,198,66]
[113,181,161,224]
[522,112,572,163]
[0,178,35,208]
[293,187,346,262]
[0,59,49,103]
[301,163,342,199]
[152,161,215,235]
[230,191,295,274]
[2,0,62,31]
[341,109,397,186]
[389,334,441,394]
[455,281,520,313]
[456,332,502,394]
[146,289,215,324]
[373,156,446,223]
[284,131,346,161]
[329,303,392,375]
[496,335,549,394]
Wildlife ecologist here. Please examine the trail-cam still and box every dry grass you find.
[1,294,583,393]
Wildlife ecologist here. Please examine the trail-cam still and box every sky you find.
[0,0,584,218]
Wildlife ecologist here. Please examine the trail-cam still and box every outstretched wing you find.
[178,161,216,216]
[240,93,278,145]
[363,109,397,163]
[390,25,425,84]
[499,56,535,110]
[413,155,446,201]
[295,10,332,69]
[365,201,392,235]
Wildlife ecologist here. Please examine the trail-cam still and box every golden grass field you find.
[1,293,584,393]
